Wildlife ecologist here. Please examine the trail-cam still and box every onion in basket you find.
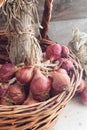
[30,69,52,101]
[46,43,62,62]
[60,58,74,72]
[16,66,34,84]
[0,63,16,82]
[61,45,69,57]
[51,71,70,96]
[7,83,25,105]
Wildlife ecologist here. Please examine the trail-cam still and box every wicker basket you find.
[0,0,82,130]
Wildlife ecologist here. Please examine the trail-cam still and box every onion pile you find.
[0,43,76,106]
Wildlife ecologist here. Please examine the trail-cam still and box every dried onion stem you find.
[1,0,42,65]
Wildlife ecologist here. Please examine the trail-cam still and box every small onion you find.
[51,71,70,96]
[0,63,16,82]
[30,69,52,101]
[60,58,74,72]
[16,66,34,84]
[46,43,62,62]
[7,83,25,105]
[61,45,69,57]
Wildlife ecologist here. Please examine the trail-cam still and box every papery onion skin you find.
[30,69,52,101]
[46,43,62,62]
[0,63,16,82]
[16,66,34,84]
[7,84,25,105]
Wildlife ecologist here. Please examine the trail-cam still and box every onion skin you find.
[61,45,69,57]
[16,66,34,84]
[80,87,87,105]
[60,58,74,72]
[0,63,16,82]
[46,43,62,62]
[30,69,52,101]
[7,84,25,105]
[51,71,70,96]
[55,68,68,75]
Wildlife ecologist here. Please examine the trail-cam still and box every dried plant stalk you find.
[1,0,42,65]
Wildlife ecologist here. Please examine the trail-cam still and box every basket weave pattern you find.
[0,0,82,130]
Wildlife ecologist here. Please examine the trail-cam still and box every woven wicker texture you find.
[0,34,82,130]
[0,0,83,130]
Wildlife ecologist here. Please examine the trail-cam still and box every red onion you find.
[30,69,52,101]
[80,87,87,105]
[46,43,62,62]
[61,45,69,57]
[51,71,70,96]
[16,66,34,84]
[60,58,74,72]
[0,63,16,82]
[7,83,25,105]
